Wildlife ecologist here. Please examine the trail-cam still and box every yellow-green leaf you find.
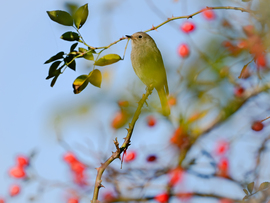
[65,3,78,16]
[258,182,270,191]
[247,182,254,194]
[78,47,87,53]
[243,189,248,195]
[94,54,122,66]
[73,75,89,94]
[60,32,79,41]
[89,69,102,88]
[83,52,94,60]
[73,4,89,29]
[46,10,73,26]
[78,48,94,60]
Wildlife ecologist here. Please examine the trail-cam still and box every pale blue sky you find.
[0,0,262,202]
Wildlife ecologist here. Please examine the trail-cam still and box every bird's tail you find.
[157,87,170,116]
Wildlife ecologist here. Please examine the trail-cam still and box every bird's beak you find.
[125,35,132,39]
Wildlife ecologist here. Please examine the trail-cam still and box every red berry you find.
[217,158,229,177]
[215,140,229,155]
[103,191,115,202]
[147,155,157,162]
[237,40,248,49]
[74,172,87,185]
[71,162,85,174]
[178,44,190,58]
[16,156,29,167]
[154,193,169,203]
[169,168,183,186]
[170,127,189,149]
[9,166,26,178]
[10,185,20,196]
[64,152,77,164]
[68,198,79,203]
[181,21,195,33]
[118,100,129,107]
[203,9,215,20]
[256,53,267,68]
[111,111,128,129]
[243,25,255,37]
[168,95,177,106]
[124,151,136,162]
[234,86,245,97]
[252,121,264,131]
[147,116,156,127]
[222,41,233,48]
[218,158,229,171]
[0,198,5,203]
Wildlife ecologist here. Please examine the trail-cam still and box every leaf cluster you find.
[45,4,123,93]
[243,182,270,200]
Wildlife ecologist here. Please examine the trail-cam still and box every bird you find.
[126,32,170,116]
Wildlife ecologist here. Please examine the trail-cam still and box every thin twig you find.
[144,6,252,32]
[87,6,253,51]
[260,116,270,123]
[91,86,153,202]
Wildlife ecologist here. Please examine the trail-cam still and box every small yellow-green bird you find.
[126,32,170,116]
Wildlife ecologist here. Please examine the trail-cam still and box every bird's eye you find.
[138,35,142,38]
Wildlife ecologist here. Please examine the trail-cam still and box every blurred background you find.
[1,0,270,202]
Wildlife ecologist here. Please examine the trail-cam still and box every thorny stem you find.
[90,5,255,202]
[91,86,153,202]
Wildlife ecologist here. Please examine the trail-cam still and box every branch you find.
[91,86,154,202]
[144,6,253,32]
[90,6,252,51]
[176,81,270,167]
[109,192,241,202]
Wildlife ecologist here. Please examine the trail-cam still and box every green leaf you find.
[73,75,89,94]
[60,32,79,41]
[46,61,61,79]
[258,182,270,191]
[89,48,96,54]
[65,3,78,16]
[51,75,60,87]
[78,47,87,53]
[44,52,64,64]
[242,0,251,2]
[73,4,89,29]
[94,54,122,66]
[78,48,94,60]
[89,69,102,88]
[83,52,94,60]
[243,189,249,195]
[247,182,254,194]
[46,10,73,26]
[243,195,248,201]
[64,55,76,71]
[70,43,78,52]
